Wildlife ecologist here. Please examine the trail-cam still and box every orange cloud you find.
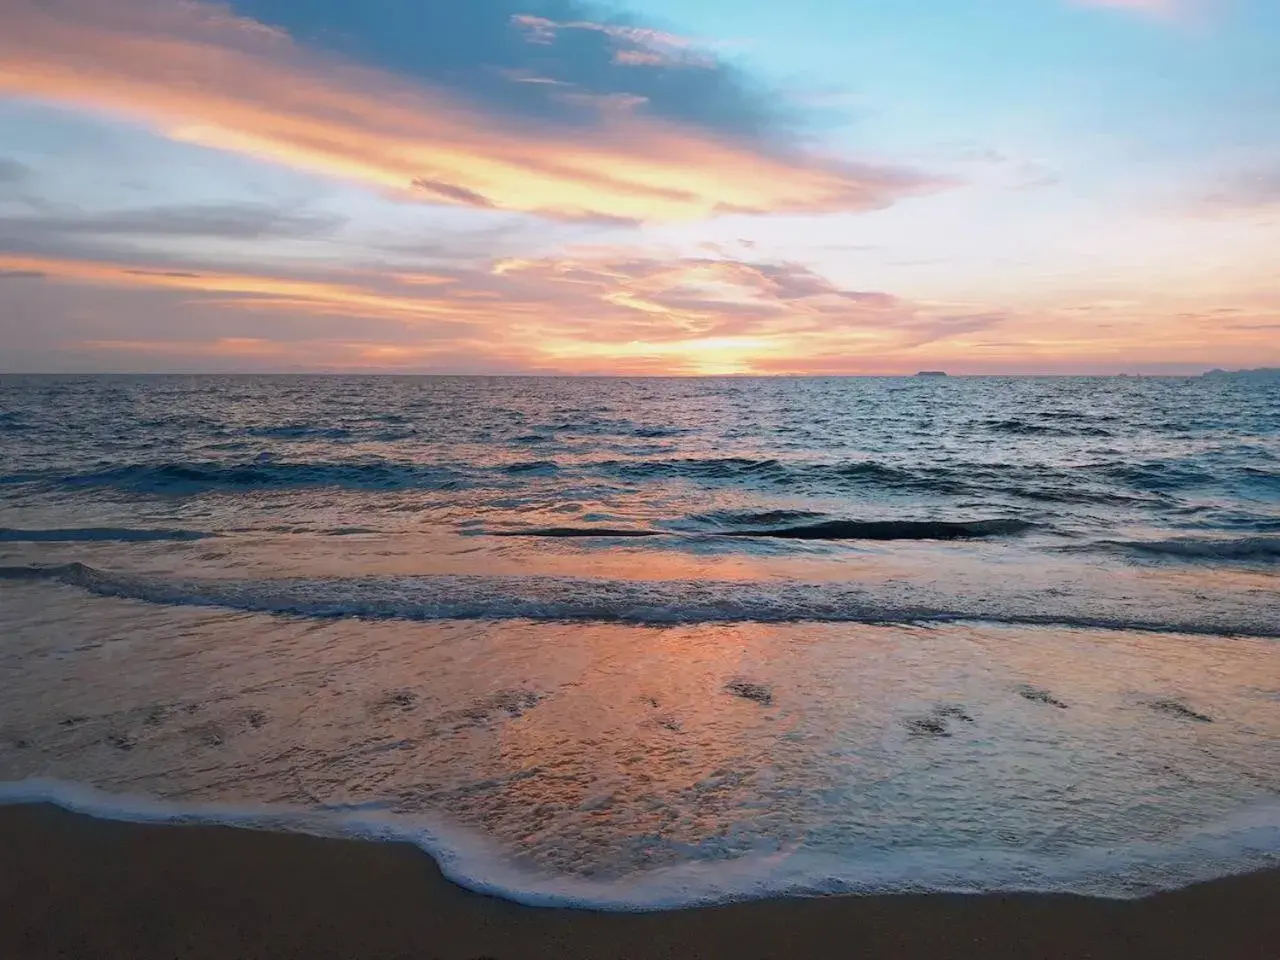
[0,0,941,223]
[6,248,1274,376]
[0,254,491,326]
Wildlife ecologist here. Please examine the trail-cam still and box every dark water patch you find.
[105,733,137,751]
[502,460,560,475]
[489,527,661,538]
[142,705,170,726]
[243,425,354,441]
[1016,685,1069,709]
[686,509,829,529]
[372,429,419,442]
[433,690,545,730]
[904,704,974,738]
[16,460,470,494]
[1074,536,1280,564]
[724,679,773,705]
[489,517,1033,541]
[723,518,1034,541]
[1148,699,1213,723]
[631,426,691,439]
[1240,466,1280,495]
[610,457,788,483]
[372,690,420,712]
[904,716,949,736]
[0,527,213,543]
[983,419,1113,438]
[983,419,1056,435]
[1102,462,1217,493]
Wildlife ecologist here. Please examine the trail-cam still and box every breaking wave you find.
[2,780,1278,907]
[3,563,1276,637]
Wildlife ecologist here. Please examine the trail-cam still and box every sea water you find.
[1,374,1277,908]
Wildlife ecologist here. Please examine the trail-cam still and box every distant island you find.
[1202,368,1280,378]
[915,370,949,377]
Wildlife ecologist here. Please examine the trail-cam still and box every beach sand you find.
[2,804,1276,960]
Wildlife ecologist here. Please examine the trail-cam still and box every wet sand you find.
[2,804,1276,960]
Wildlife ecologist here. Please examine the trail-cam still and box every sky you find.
[0,0,1277,375]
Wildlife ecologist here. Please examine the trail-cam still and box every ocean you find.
[0,373,1277,908]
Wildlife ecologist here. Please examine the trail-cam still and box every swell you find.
[492,518,1035,541]
[2,780,1278,907]
[1077,536,1280,563]
[6,460,469,494]
[0,526,213,543]
[3,563,1276,638]
[0,453,1256,507]
[721,519,1035,540]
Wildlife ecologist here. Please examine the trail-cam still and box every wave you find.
[492,518,1034,541]
[982,419,1113,438]
[502,460,560,475]
[2,779,1278,907]
[1102,462,1217,493]
[0,527,213,543]
[491,527,661,538]
[1081,537,1280,563]
[685,509,829,528]
[609,457,790,483]
[631,426,690,439]
[7,460,470,494]
[3,563,1277,638]
[722,519,1035,540]
[2,451,1241,510]
[242,425,355,441]
[594,457,1170,506]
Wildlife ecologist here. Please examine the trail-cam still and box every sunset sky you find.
[1,0,1277,375]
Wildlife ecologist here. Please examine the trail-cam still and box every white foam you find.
[3,779,1277,911]
[5,563,1280,638]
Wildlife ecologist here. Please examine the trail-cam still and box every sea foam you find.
[2,779,1277,909]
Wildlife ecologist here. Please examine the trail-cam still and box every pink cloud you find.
[0,0,942,222]
[4,246,1277,374]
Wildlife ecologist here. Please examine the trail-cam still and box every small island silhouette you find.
[1202,367,1279,378]
[915,370,948,377]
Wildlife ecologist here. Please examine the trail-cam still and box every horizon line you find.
[0,370,1231,379]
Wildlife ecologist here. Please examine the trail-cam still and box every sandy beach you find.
[1,804,1276,960]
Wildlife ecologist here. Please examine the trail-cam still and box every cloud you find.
[0,202,344,243]
[0,245,1007,373]
[1199,166,1280,214]
[0,0,944,222]
[510,14,715,68]
[0,158,32,183]
[3,244,1277,374]
[410,179,497,209]
[240,1,769,137]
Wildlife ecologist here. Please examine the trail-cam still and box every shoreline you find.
[3,804,1278,959]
